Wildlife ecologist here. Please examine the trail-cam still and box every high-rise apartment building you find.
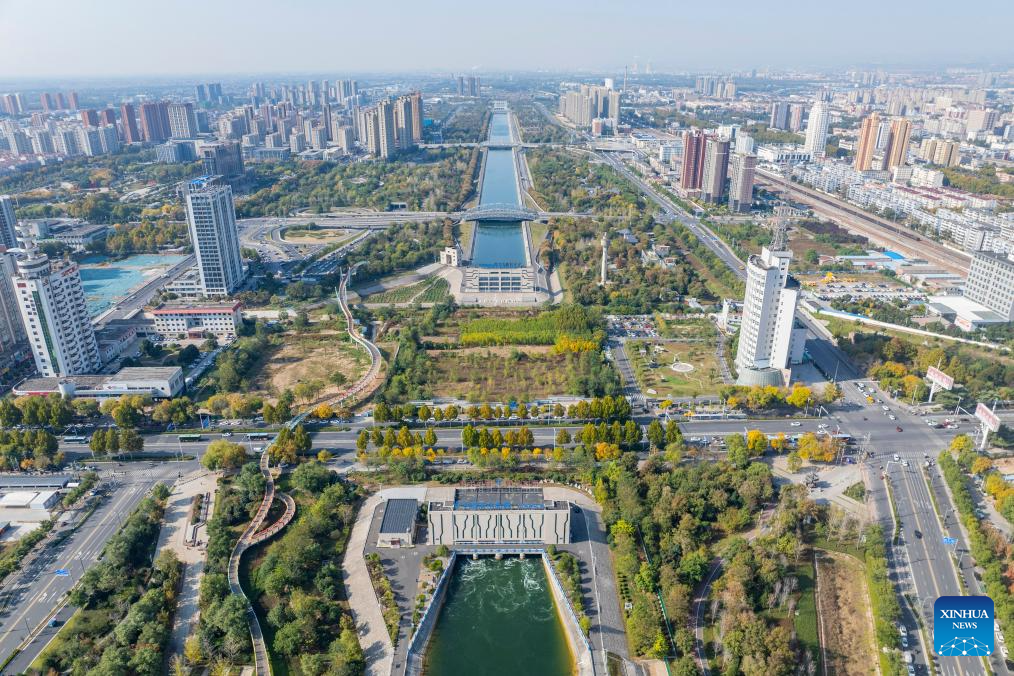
[788,104,804,132]
[735,244,803,386]
[409,92,424,142]
[0,251,27,358]
[0,196,19,249]
[964,252,1014,321]
[201,141,244,178]
[701,138,731,203]
[728,153,757,213]
[120,103,142,144]
[183,178,246,296]
[13,243,100,377]
[393,96,415,151]
[769,102,789,130]
[884,117,911,170]
[803,101,829,159]
[854,112,881,171]
[80,109,100,127]
[919,138,961,167]
[168,102,198,139]
[139,101,171,143]
[680,130,708,190]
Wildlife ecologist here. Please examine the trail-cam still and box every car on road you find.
[221,432,232,437]
[902,459,909,467]
[1003,646,1009,659]
[907,667,915,676]
[896,426,903,432]
[790,421,802,427]
[901,636,909,648]
[894,454,901,461]
[882,405,890,411]
[889,414,897,420]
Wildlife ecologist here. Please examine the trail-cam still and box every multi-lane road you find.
[0,460,198,673]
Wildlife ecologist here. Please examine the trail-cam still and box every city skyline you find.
[2,0,1014,79]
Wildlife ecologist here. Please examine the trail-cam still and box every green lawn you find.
[793,556,820,674]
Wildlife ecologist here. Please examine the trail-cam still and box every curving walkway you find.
[328,268,384,407]
[227,448,297,675]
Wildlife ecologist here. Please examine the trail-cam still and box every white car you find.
[221,432,232,438]
[889,414,897,421]
[790,422,802,427]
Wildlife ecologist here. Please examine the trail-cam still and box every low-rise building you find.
[14,365,184,399]
[376,498,418,548]
[427,487,571,546]
[150,301,241,339]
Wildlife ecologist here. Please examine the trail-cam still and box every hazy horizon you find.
[1,0,1013,80]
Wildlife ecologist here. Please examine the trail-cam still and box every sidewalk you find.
[154,470,218,658]
[343,492,394,676]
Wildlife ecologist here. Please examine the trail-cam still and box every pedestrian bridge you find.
[458,203,539,222]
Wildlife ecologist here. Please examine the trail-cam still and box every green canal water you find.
[425,557,573,676]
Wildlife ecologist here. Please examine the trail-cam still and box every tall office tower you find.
[393,96,415,150]
[139,101,171,143]
[884,118,912,170]
[201,141,244,178]
[0,251,26,358]
[183,178,245,296]
[0,195,19,249]
[13,242,100,377]
[788,104,804,132]
[769,102,790,130]
[701,138,731,203]
[680,130,708,190]
[728,153,757,213]
[802,101,829,159]
[68,91,79,109]
[120,103,142,144]
[854,112,881,171]
[99,108,116,126]
[80,109,100,126]
[409,92,424,142]
[735,242,802,386]
[168,102,198,139]
[195,84,209,103]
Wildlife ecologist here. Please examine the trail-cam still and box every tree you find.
[89,429,107,455]
[556,429,571,445]
[202,440,248,470]
[314,403,333,420]
[745,429,768,455]
[0,400,22,428]
[423,428,437,447]
[950,434,973,456]
[647,420,665,450]
[291,461,334,493]
[726,434,749,467]
[785,384,813,409]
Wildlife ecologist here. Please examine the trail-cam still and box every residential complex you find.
[12,242,100,377]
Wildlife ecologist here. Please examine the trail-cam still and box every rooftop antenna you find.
[771,215,787,251]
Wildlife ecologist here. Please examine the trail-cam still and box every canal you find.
[469,110,528,269]
[425,557,572,676]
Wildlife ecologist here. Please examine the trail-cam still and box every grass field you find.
[281,227,355,245]
[627,336,723,398]
[257,329,371,404]
[427,346,578,401]
[793,556,821,674]
[815,549,877,676]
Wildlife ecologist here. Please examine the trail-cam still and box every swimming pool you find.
[79,254,187,316]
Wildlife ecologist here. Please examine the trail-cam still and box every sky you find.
[1,0,1012,80]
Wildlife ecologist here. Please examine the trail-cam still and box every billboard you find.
[976,402,1001,433]
[927,366,954,391]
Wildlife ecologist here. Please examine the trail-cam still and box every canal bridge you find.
[458,203,539,222]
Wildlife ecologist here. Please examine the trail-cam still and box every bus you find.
[178,434,203,442]
[63,436,87,444]
[246,432,271,441]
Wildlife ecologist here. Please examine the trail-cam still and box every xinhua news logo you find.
[934,596,995,657]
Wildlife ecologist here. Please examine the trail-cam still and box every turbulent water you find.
[425,557,572,676]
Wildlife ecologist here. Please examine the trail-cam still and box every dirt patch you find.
[258,330,371,404]
[425,347,578,401]
[816,550,877,676]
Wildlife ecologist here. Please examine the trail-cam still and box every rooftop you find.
[379,498,417,535]
[452,487,547,511]
[112,367,183,381]
[0,476,72,489]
